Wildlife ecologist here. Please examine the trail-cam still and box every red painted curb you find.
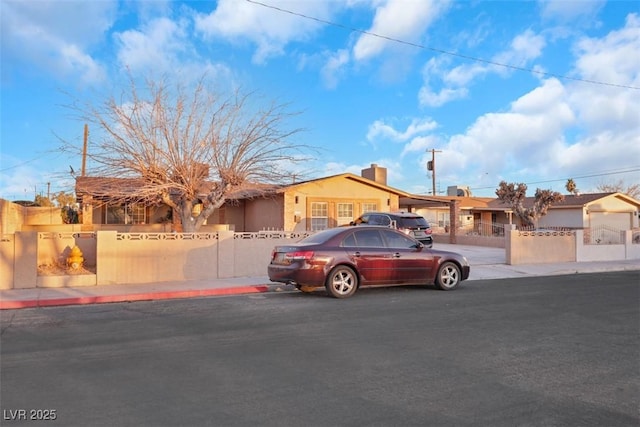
[0,285,271,310]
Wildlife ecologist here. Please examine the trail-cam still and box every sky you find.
[1,0,639,201]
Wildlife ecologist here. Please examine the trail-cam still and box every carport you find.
[399,195,461,243]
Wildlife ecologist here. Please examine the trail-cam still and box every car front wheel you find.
[325,266,358,298]
[435,262,461,290]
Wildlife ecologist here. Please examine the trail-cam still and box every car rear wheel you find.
[325,266,358,298]
[435,262,461,290]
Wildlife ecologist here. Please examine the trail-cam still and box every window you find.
[381,229,417,248]
[369,214,391,226]
[336,203,353,226]
[353,230,384,247]
[106,203,147,224]
[310,202,328,231]
[362,203,377,213]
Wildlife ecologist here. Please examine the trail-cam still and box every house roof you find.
[75,175,279,201]
[75,175,640,211]
[402,195,494,209]
[276,173,453,207]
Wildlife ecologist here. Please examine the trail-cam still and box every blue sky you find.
[1,0,639,201]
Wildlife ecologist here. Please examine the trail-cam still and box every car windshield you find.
[398,217,429,228]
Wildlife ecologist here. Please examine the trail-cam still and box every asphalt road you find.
[1,271,638,427]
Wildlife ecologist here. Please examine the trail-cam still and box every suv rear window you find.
[397,216,429,228]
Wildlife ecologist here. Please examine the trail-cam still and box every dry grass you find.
[38,263,96,276]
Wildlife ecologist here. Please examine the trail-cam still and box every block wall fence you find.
[1,229,638,290]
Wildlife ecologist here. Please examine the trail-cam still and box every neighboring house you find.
[410,196,495,231]
[74,166,639,234]
[75,165,451,233]
[473,192,640,230]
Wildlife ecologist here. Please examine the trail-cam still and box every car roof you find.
[364,211,422,218]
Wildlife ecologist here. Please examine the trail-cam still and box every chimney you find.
[361,163,387,185]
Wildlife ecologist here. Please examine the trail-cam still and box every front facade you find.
[73,167,639,234]
[218,173,410,232]
[476,193,640,230]
[74,166,422,233]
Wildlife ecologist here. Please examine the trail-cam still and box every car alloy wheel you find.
[435,261,461,290]
[325,266,358,298]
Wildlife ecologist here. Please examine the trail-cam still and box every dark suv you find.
[351,211,433,248]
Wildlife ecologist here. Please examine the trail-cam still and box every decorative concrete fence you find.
[2,228,638,290]
[506,228,640,265]
[1,230,309,290]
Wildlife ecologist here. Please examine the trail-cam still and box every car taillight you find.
[425,228,432,234]
[285,251,314,261]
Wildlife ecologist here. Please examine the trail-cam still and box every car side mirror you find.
[414,242,424,250]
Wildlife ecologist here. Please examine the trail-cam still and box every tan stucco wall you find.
[244,196,284,231]
[3,229,639,289]
[1,199,23,235]
[0,200,63,234]
[0,234,15,289]
[507,230,576,265]
[281,177,399,231]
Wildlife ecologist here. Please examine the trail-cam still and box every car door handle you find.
[354,251,362,257]
[393,252,401,258]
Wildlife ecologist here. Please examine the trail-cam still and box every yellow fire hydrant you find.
[67,246,84,270]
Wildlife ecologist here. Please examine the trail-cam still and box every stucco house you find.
[74,164,452,233]
[73,162,639,234]
[471,192,640,230]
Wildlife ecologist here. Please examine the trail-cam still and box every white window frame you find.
[310,202,328,231]
[106,203,147,225]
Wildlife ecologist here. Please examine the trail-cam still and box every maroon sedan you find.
[268,226,470,298]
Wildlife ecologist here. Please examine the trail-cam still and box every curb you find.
[0,285,272,310]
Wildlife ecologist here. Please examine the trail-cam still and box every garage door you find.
[589,212,632,230]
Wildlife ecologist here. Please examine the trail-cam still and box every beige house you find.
[472,192,640,230]
[75,164,452,233]
[408,196,494,231]
[73,163,639,234]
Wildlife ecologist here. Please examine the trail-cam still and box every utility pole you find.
[81,124,88,177]
[426,149,442,196]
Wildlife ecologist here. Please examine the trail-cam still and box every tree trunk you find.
[178,200,196,233]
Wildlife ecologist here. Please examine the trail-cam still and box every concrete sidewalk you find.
[1,244,638,310]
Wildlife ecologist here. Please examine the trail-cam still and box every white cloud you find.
[320,49,350,89]
[0,0,116,84]
[352,0,451,62]
[367,117,438,142]
[436,78,575,186]
[418,29,546,107]
[194,0,331,64]
[539,0,605,23]
[556,13,640,179]
[322,159,405,184]
[493,29,546,70]
[401,135,440,157]
[115,17,190,73]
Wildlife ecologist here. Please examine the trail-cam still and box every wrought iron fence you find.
[583,225,625,245]
[460,221,506,238]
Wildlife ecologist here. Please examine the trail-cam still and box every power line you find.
[470,167,640,191]
[245,0,640,91]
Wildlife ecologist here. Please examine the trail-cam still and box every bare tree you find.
[63,73,313,232]
[496,181,564,228]
[596,180,640,199]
